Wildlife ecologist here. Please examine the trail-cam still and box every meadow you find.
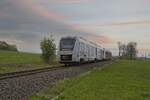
[31,60,150,100]
[0,50,59,73]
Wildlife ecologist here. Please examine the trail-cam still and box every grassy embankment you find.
[31,60,150,100]
[0,50,59,73]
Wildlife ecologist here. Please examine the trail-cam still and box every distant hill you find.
[0,41,18,51]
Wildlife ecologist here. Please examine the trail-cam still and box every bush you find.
[40,37,56,64]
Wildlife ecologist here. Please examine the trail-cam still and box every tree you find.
[117,42,127,57]
[122,44,127,56]
[126,42,137,59]
[117,42,121,57]
[40,36,56,63]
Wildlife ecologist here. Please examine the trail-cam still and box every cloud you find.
[0,0,112,38]
[41,0,94,4]
[0,0,114,53]
[103,20,150,27]
[16,0,65,20]
[0,0,70,32]
[84,34,114,44]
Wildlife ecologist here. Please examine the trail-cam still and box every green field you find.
[30,60,150,100]
[0,50,59,73]
[0,50,43,65]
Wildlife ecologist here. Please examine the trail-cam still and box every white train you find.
[58,37,112,65]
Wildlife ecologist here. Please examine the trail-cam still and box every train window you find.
[60,38,76,50]
[86,44,88,54]
[81,43,83,51]
[80,42,83,52]
[82,43,84,51]
[88,45,90,56]
[82,43,84,52]
[84,43,85,53]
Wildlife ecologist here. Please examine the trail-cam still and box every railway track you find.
[0,60,114,80]
[0,65,65,80]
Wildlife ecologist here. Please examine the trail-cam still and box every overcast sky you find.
[0,0,150,56]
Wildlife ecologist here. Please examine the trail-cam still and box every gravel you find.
[0,61,112,100]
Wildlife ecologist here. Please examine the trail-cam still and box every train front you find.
[58,37,77,64]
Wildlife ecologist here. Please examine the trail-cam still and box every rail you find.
[0,66,65,80]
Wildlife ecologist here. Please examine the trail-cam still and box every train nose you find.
[60,50,73,54]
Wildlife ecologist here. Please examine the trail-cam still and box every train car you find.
[58,36,111,65]
[96,47,105,61]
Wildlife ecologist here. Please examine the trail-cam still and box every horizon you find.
[0,0,150,56]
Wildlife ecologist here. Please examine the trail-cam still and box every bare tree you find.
[117,42,121,57]
[118,42,127,57]
[118,41,137,59]
[127,42,137,59]
[122,44,127,56]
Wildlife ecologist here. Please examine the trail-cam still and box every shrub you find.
[40,37,56,64]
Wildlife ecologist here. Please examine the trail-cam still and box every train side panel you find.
[77,38,97,62]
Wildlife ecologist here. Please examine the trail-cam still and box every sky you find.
[0,0,150,56]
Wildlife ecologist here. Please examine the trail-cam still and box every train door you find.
[88,45,90,61]
[101,49,104,60]
[86,44,89,61]
[95,47,97,60]
[103,49,105,60]
[77,42,81,61]
[79,42,84,62]
[83,43,86,61]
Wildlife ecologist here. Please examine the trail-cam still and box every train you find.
[58,37,112,65]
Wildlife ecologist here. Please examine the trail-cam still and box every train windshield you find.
[60,38,76,50]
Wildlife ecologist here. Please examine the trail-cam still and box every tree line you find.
[118,42,137,59]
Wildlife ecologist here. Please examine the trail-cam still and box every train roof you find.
[60,36,102,47]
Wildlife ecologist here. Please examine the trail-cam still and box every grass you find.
[30,60,150,100]
[0,50,43,65]
[0,50,59,73]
